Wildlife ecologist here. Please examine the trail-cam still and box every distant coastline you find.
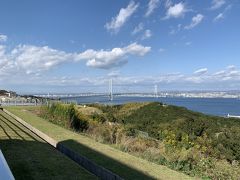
[55,96,240,118]
[33,90,240,99]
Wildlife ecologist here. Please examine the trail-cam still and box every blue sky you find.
[0,0,240,93]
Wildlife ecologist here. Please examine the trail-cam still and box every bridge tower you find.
[109,79,113,101]
[154,84,158,98]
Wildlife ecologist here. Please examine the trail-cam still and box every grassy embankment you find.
[91,102,240,179]
[0,110,96,180]
[5,106,193,180]
[32,102,240,179]
[6,102,240,179]
[88,102,240,179]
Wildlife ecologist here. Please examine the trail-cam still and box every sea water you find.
[61,96,240,117]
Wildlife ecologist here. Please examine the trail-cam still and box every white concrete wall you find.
[0,150,15,180]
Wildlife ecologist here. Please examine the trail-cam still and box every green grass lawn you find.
[0,110,97,180]
[5,106,195,180]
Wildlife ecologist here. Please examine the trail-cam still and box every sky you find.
[0,0,240,93]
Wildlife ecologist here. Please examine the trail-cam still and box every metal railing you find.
[0,101,44,106]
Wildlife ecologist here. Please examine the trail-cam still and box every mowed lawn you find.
[0,110,97,180]
[5,106,196,180]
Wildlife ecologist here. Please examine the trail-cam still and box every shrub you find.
[86,121,120,144]
[39,103,89,132]
[91,113,107,123]
[213,127,240,162]
[37,102,240,179]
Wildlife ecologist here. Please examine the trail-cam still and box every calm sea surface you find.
[61,96,240,117]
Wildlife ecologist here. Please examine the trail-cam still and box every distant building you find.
[8,91,17,98]
[227,114,240,119]
[0,90,17,98]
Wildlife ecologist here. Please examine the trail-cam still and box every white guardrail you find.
[0,102,42,106]
[0,150,15,180]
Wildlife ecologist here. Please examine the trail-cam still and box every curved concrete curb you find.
[2,109,123,180]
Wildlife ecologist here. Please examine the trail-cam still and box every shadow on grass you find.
[0,112,97,180]
[0,114,35,141]
[0,111,156,179]
[0,139,97,180]
[58,139,156,180]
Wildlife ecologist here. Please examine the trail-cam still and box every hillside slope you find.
[6,106,193,180]
[88,102,240,179]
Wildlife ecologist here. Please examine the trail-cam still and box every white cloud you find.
[141,29,152,40]
[2,64,240,91]
[194,68,208,75]
[12,45,73,73]
[184,14,204,30]
[62,65,239,89]
[159,48,166,53]
[213,5,232,22]
[0,42,151,78]
[108,70,120,77]
[124,43,151,56]
[214,70,225,76]
[169,24,182,35]
[145,0,159,17]
[212,66,240,81]
[214,13,224,21]
[165,0,172,8]
[164,2,187,19]
[105,1,139,33]
[210,0,225,10]
[0,34,7,42]
[0,45,6,56]
[185,41,192,46]
[132,23,144,35]
[227,65,236,70]
[76,42,151,69]
[0,45,74,78]
[58,66,240,89]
